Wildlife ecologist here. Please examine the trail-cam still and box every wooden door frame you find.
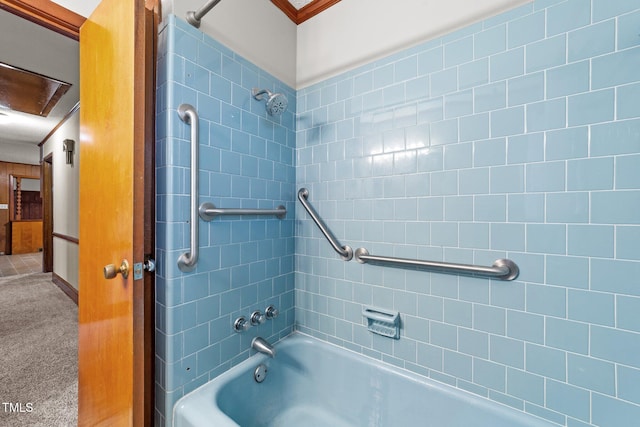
[0,1,158,425]
[8,174,40,221]
[0,0,84,39]
[0,0,160,37]
[42,154,53,273]
[142,9,157,426]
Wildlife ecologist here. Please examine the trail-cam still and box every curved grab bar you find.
[354,248,519,281]
[297,188,353,261]
[177,104,199,272]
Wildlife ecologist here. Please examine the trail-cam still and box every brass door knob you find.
[104,260,130,279]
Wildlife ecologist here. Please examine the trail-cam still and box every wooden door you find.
[78,0,155,425]
[42,155,53,272]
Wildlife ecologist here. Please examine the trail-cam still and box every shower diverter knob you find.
[233,316,250,333]
[250,310,266,326]
[265,305,279,319]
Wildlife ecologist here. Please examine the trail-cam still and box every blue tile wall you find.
[155,16,295,426]
[295,1,640,426]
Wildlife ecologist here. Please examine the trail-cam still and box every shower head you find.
[252,88,288,117]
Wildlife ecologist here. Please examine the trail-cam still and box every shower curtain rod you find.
[186,0,223,28]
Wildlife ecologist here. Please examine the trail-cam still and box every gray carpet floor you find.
[0,272,77,427]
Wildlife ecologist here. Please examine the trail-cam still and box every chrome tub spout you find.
[252,337,276,358]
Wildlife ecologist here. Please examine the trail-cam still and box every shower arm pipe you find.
[252,88,269,99]
[186,0,222,28]
[199,202,286,221]
[297,188,353,261]
[354,248,519,281]
[177,104,199,273]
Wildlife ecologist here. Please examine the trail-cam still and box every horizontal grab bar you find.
[199,202,286,221]
[354,248,519,281]
[297,188,353,261]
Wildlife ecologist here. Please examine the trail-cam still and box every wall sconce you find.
[63,139,75,166]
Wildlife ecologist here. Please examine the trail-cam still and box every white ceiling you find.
[50,0,311,17]
[0,8,79,156]
[50,0,99,17]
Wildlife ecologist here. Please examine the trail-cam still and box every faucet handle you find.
[233,316,250,333]
[265,305,279,319]
[250,310,266,326]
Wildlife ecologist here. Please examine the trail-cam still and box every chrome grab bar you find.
[199,202,286,221]
[354,248,519,281]
[177,104,199,273]
[297,188,353,261]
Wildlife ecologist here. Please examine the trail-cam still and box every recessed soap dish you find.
[363,306,400,339]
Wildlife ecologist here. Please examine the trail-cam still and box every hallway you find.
[0,270,77,426]
[0,253,43,277]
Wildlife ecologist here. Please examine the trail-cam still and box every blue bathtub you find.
[174,333,556,427]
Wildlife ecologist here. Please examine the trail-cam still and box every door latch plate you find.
[133,262,143,280]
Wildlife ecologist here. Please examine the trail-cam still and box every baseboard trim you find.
[52,272,78,305]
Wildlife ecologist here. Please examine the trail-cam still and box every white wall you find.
[42,111,80,290]
[53,238,79,291]
[161,0,530,89]
[19,178,40,191]
[163,0,298,88]
[52,0,298,87]
[54,0,531,89]
[296,0,531,88]
[0,141,39,165]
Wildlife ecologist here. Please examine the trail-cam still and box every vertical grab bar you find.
[177,104,199,272]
